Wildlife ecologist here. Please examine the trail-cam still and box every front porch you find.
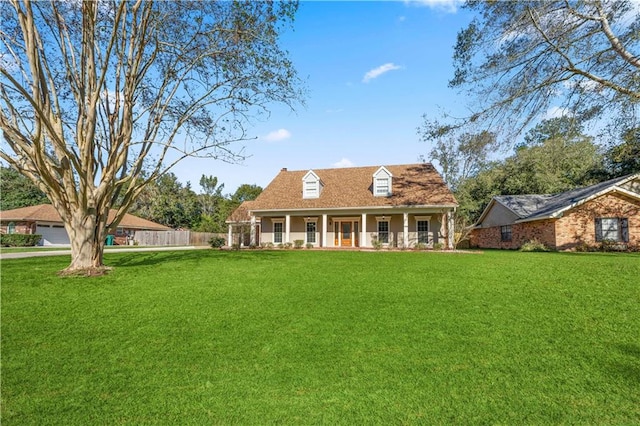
[235,210,455,250]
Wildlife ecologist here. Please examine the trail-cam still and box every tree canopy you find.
[444,0,639,142]
[0,0,303,273]
[0,165,49,211]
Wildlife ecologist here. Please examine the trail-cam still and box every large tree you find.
[0,1,302,274]
[444,0,639,141]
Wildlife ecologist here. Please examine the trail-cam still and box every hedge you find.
[0,233,42,247]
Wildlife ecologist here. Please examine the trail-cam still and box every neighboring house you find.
[470,173,640,250]
[0,204,170,246]
[226,164,458,249]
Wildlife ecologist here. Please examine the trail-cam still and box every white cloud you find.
[263,128,292,142]
[332,158,355,168]
[362,63,403,83]
[543,106,572,120]
[405,0,460,13]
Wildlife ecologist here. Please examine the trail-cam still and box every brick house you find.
[227,163,458,249]
[0,204,170,246]
[470,173,640,250]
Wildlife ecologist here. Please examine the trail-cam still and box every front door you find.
[341,222,351,247]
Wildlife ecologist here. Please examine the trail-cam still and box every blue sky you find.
[173,0,476,194]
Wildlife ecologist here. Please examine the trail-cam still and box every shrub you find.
[208,236,226,249]
[260,242,274,249]
[371,238,383,250]
[305,243,313,249]
[284,242,293,249]
[520,239,550,252]
[293,239,304,249]
[0,233,42,247]
[432,242,444,251]
[277,243,284,249]
[414,242,427,250]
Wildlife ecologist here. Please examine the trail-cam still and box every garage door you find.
[36,225,70,246]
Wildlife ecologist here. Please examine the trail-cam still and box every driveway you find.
[0,245,208,260]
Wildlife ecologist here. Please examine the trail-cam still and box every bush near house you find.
[208,236,226,248]
[0,233,42,247]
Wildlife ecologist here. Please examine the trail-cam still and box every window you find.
[596,218,629,242]
[304,181,318,198]
[417,220,429,244]
[373,166,392,197]
[375,178,390,197]
[378,221,389,244]
[306,221,316,244]
[303,170,322,199]
[501,225,512,242]
[273,222,283,243]
[7,222,16,234]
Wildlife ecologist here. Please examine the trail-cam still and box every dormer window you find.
[373,166,392,197]
[303,170,322,199]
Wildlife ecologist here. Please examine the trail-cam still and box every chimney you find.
[281,167,288,172]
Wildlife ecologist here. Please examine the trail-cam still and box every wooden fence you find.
[133,230,226,246]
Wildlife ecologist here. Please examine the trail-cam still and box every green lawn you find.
[2,250,639,424]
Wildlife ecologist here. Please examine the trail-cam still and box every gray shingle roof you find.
[494,194,554,219]
[493,174,638,223]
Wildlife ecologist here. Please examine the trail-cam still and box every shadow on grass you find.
[607,343,640,385]
[107,249,288,268]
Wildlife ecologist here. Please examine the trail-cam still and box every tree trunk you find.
[62,210,108,275]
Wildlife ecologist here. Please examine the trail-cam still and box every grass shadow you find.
[606,343,640,385]
[107,248,288,268]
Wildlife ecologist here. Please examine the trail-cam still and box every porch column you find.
[361,213,367,247]
[448,210,455,250]
[250,215,256,246]
[285,214,291,243]
[322,214,327,247]
[352,220,355,247]
[227,225,233,247]
[403,212,409,248]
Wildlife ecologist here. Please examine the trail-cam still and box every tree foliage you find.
[454,118,606,223]
[604,127,640,177]
[0,0,302,273]
[446,0,639,141]
[0,165,48,211]
[128,173,201,230]
[420,128,496,191]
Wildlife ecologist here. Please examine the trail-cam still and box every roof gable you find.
[476,173,640,226]
[0,204,170,230]
[248,163,457,211]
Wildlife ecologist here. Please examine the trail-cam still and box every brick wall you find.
[0,221,36,234]
[471,192,640,250]
[554,192,640,250]
[470,219,556,250]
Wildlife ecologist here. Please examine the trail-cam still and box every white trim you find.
[305,219,318,245]
[272,220,284,244]
[373,166,393,197]
[322,214,328,247]
[284,215,290,243]
[361,213,367,247]
[515,185,640,224]
[302,170,322,199]
[251,205,458,214]
[416,217,430,244]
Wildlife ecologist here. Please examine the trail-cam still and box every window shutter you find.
[621,218,629,243]
[595,218,602,242]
